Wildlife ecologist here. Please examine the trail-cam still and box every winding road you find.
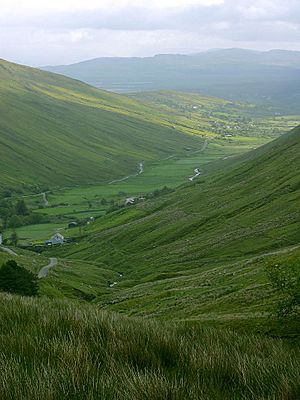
[108,162,144,185]
[0,245,57,279]
[38,257,58,279]
[0,246,18,256]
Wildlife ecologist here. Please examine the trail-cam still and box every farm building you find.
[45,233,64,246]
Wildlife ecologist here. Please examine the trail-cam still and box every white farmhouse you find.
[45,233,64,246]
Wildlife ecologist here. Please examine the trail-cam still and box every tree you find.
[265,254,300,317]
[10,231,18,246]
[7,215,23,229]
[0,260,38,296]
[15,199,29,216]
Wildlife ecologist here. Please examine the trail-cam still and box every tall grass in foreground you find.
[0,294,299,400]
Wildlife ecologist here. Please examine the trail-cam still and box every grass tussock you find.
[0,293,299,399]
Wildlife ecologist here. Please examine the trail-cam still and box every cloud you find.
[0,0,299,65]
[0,0,224,14]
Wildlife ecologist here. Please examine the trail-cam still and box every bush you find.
[0,260,38,296]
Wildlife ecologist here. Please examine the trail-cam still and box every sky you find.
[1,0,300,66]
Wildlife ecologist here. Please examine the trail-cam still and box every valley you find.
[24,125,298,337]
[0,55,299,399]
[2,75,299,246]
[3,135,266,245]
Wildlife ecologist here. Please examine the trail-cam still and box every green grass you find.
[46,137,263,204]
[5,135,266,241]
[0,293,299,400]
[0,247,50,275]
[5,223,66,244]
[2,59,299,194]
[40,126,300,331]
[0,60,205,191]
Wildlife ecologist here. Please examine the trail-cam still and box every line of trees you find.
[0,199,45,229]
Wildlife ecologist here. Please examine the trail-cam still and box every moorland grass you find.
[0,293,299,400]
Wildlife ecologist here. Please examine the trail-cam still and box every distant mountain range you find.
[43,49,300,114]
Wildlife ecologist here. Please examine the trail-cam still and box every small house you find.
[45,233,65,246]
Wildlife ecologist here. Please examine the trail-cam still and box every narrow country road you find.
[38,257,58,279]
[42,192,49,206]
[0,246,18,256]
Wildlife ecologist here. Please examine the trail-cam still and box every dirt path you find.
[38,257,58,279]
[0,246,18,256]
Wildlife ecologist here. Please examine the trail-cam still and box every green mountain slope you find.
[43,49,300,113]
[50,126,300,322]
[61,125,300,268]
[0,59,203,191]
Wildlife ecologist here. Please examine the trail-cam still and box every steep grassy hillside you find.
[46,126,300,324]
[0,59,203,191]
[44,49,300,113]
[0,293,299,399]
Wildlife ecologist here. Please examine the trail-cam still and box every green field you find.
[4,136,267,245]
[5,223,67,243]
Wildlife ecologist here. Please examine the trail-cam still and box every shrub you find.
[0,260,38,296]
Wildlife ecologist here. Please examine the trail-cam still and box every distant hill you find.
[0,59,202,191]
[43,49,300,113]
